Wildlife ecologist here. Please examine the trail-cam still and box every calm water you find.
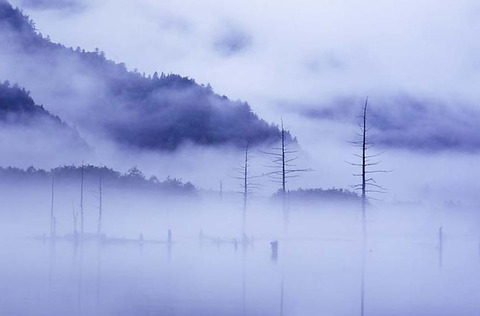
[0,198,479,316]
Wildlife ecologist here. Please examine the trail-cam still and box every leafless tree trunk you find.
[280,122,287,231]
[50,174,55,237]
[261,120,309,235]
[80,163,84,235]
[242,144,249,236]
[235,142,261,240]
[348,98,389,316]
[260,120,310,316]
[360,100,368,316]
[361,102,367,241]
[97,171,103,236]
[72,201,78,239]
[349,98,388,240]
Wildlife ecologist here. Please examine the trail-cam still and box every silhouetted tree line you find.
[0,0,292,150]
[0,80,57,121]
[0,81,88,147]
[272,188,360,203]
[0,164,196,194]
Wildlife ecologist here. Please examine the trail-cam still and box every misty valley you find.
[1,165,479,316]
[1,0,480,315]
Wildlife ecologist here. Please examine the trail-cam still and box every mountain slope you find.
[0,0,290,151]
[0,81,66,125]
[0,81,89,164]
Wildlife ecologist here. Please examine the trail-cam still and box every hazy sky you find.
[11,0,480,151]
[3,4,480,315]
[6,0,480,204]
[12,0,480,117]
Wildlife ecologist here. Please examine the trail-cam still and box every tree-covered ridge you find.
[0,165,196,194]
[0,81,88,146]
[0,0,292,151]
[0,80,55,121]
[0,0,32,32]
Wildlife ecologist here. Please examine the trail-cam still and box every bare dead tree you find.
[348,98,389,240]
[80,163,85,235]
[232,143,263,316]
[261,120,310,235]
[259,121,310,316]
[50,174,55,237]
[347,97,389,316]
[52,217,56,237]
[97,169,103,236]
[234,143,262,238]
[242,144,249,236]
[72,201,78,239]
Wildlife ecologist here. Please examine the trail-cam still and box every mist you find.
[1,0,480,315]
[2,0,480,201]
[0,171,479,316]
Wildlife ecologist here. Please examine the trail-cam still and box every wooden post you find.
[219,181,223,202]
[271,241,278,262]
[233,238,238,252]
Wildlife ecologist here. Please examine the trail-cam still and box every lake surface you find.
[0,197,479,316]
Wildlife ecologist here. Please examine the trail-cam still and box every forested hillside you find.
[0,0,291,151]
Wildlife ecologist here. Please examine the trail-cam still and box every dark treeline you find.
[0,80,43,117]
[0,81,89,149]
[273,188,360,204]
[0,0,292,151]
[0,165,196,195]
[0,81,77,129]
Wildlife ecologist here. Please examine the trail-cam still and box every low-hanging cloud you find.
[17,0,85,11]
[8,0,480,152]
[0,1,287,152]
[10,0,480,104]
[3,0,480,203]
[301,94,480,152]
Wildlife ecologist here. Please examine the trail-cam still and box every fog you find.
[0,175,479,316]
[2,0,480,202]
[1,0,480,315]
[12,0,480,107]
